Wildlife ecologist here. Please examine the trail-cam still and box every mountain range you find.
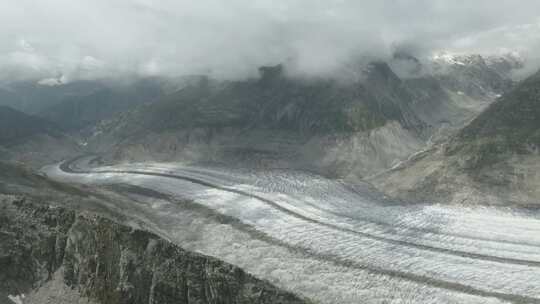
[80,54,518,178]
[371,67,540,207]
[1,52,539,304]
[0,52,527,182]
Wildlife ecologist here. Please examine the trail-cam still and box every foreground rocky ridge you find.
[0,195,309,304]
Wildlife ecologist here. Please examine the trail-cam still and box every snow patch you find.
[37,75,68,86]
[8,294,25,304]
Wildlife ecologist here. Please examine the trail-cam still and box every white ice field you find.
[43,158,540,304]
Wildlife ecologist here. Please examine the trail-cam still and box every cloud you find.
[1,0,540,82]
[37,75,67,86]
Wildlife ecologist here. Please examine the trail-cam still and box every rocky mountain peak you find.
[258,64,285,85]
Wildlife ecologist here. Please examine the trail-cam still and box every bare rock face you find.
[0,196,309,304]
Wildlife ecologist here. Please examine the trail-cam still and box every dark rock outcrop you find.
[0,196,309,304]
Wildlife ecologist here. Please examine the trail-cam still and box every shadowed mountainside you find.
[92,64,423,137]
[371,68,540,207]
[38,79,165,131]
[447,69,540,170]
[86,56,519,178]
[0,106,60,145]
[0,106,80,167]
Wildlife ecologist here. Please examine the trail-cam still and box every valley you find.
[37,155,540,303]
[1,49,538,304]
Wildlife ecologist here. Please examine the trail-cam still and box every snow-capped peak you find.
[431,52,467,66]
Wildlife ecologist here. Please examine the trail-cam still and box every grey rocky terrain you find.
[83,55,520,179]
[370,68,540,207]
[0,54,519,177]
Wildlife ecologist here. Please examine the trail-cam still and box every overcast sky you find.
[2,0,540,82]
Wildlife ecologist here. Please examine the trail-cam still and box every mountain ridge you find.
[82,55,518,178]
[370,67,540,207]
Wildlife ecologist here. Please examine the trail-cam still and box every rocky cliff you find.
[0,195,309,304]
[370,68,540,207]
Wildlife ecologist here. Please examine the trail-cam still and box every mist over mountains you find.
[0,51,521,182]
[3,0,540,82]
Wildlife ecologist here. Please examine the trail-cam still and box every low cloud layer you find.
[2,0,540,82]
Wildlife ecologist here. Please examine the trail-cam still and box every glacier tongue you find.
[43,158,540,304]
